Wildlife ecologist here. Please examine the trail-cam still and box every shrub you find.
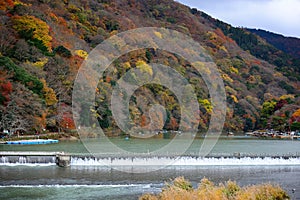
[139,177,290,200]
[236,184,290,200]
[168,176,193,191]
[223,181,240,199]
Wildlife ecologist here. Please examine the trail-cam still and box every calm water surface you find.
[1,138,299,155]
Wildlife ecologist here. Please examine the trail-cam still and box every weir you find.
[1,151,300,167]
[68,152,300,166]
[71,152,300,159]
[0,151,71,167]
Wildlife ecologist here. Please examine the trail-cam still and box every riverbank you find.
[2,129,300,143]
[0,132,79,142]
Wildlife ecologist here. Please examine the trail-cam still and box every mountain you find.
[247,28,300,60]
[198,13,300,82]
[0,0,299,135]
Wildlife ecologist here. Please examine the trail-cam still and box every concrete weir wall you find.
[55,153,71,167]
[0,151,71,167]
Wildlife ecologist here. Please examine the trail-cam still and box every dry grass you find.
[139,177,290,200]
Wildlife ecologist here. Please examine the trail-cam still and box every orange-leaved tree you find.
[290,109,300,131]
[291,109,300,123]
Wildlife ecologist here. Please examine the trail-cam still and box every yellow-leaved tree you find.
[41,79,57,106]
[131,60,153,83]
[199,99,213,113]
[12,15,52,51]
[136,60,153,76]
[74,49,88,59]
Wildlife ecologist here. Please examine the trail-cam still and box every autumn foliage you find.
[12,15,52,51]
[0,74,13,105]
[0,0,14,11]
[291,109,300,123]
[0,0,299,134]
[41,79,57,106]
[60,114,76,130]
[140,177,290,200]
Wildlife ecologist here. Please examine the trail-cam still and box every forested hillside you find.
[247,28,300,60]
[0,0,299,135]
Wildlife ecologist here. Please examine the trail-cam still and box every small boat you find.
[5,139,59,145]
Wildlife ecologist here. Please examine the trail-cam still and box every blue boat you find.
[5,139,59,145]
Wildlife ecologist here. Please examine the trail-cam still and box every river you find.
[0,138,300,199]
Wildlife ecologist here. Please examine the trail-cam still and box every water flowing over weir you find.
[0,152,66,166]
[70,155,300,166]
[1,151,300,166]
[0,156,56,166]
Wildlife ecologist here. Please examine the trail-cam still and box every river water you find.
[0,138,300,199]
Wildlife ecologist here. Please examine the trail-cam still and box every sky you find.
[177,0,300,38]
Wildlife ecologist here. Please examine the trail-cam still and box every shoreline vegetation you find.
[0,130,300,141]
[139,177,290,200]
[1,129,300,142]
[0,132,79,142]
